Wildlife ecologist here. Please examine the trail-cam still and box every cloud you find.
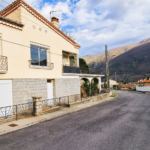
[1,0,150,57]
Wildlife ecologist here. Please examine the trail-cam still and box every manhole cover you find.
[8,124,18,127]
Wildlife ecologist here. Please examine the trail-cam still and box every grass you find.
[110,93,117,97]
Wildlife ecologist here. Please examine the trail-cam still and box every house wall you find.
[0,6,81,106]
[54,78,80,98]
[144,83,150,86]
[12,79,47,105]
[110,80,118,88]
[136,86,150,92]
[0,6,79,79]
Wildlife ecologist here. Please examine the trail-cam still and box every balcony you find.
[63,65,80,74]
[0,56,8,73]
[29,60,54,70]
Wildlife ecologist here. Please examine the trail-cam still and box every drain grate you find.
[8,124,18,127]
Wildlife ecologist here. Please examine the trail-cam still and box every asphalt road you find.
[0,91,150,150]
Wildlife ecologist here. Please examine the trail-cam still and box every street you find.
[0,91,150,150]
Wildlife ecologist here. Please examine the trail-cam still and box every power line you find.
[0,1,100,48]
[0,1,102,53]
[0,39,62,56]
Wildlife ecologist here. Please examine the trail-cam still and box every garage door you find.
[0,80,13,107]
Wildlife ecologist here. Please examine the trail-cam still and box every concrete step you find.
[42,106,61,115]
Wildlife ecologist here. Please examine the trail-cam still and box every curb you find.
[0,95,118,136]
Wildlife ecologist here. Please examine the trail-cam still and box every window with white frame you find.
[30,44,49,67]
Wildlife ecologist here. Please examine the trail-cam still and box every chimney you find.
[51,16,59,28]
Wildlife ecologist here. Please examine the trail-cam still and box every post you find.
[105,45,110,92]
[99,78,102,93]
[115,72,117,90]
[59,97,61,106]
[32,96,42,116]
[16,105,18,120]
[89,78,92,97]
[68,96,69,105]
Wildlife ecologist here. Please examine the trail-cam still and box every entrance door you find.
[47,81,53,106]
[0,80,13,107]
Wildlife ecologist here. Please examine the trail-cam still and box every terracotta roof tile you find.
[0,16,24,27]
[0,0,80,48]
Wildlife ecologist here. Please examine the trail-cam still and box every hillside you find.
[83,38,150,66]
[82,38,150,82]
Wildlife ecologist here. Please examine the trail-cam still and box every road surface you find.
[0,91,150,150]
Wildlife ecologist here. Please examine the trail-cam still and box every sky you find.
[1,0,150,57]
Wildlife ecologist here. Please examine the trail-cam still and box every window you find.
[30,45,47,66]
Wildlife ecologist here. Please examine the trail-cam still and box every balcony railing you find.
[29,60,54,70]
[63,66,100,74]
[0,56,8,73]
[63,65,80,74]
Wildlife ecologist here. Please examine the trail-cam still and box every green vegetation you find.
[81,78,99,94]
[104,83,108,88]
[110,93,117,97]
[79,58,89,74]
[113,85,120,90]
[69,56,75,63]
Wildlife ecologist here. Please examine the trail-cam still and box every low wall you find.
[136,86,150,92]
[92,93,109,101]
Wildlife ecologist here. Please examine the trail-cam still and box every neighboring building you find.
[109,79,118,88]
[0,0,104,107]
[138,80,150,86]
[118,83,136,90]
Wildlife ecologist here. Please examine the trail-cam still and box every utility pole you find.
[115,72,117,90]
[105,45,110,91]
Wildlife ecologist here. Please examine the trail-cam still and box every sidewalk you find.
[0,95,117,136]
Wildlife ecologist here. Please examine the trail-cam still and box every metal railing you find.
[63,65,80,74]
[0,55,8,72]
[0,102,34,124]
[29,60,54,68]
[62,65,100,75]
[0,93,104,124]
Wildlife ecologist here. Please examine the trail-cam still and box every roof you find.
[0,16,24,27]
[143,80,150,83]
[0,0,80,48]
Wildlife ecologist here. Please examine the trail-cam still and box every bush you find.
[113,85,120,90]
[104,83,108,88]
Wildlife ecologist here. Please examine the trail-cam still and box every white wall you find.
[136,86,150,92]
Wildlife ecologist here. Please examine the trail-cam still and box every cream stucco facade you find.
[0,0,104,107]
[0,6,79,79]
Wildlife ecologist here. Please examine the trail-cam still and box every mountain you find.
[82,38,150,82]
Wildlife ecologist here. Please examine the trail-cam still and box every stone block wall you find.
[12,79,47,105]
[54,78,80,98]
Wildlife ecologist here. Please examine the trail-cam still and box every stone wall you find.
[12,79,47,105]
[54,78,80,98]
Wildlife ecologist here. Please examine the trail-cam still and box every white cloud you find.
[1,0,150,56]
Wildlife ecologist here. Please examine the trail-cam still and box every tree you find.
[79,58,89,74]
[62,29,75,40]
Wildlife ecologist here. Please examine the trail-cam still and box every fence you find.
[0,93,104,124]
[0,102,34,124]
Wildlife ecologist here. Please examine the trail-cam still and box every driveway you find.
[0,91,150,150]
